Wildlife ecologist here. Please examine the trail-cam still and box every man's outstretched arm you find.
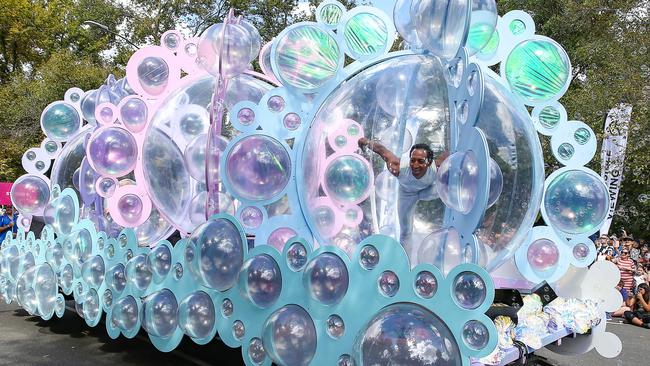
[358,137,401,177]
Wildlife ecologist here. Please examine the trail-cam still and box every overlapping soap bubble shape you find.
[2,0,612,365]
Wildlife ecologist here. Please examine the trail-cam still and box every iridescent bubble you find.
[97,177,116,198]
[197,23,253,78]
[378,271,399,297]
[26,151,36,160]
[304,253,348,305]
[11,174,51,215]
[81,255,105,288]
[103,289,113,307]
[453,271,486,310]
[505,39,571,103]
[393,0,420,46]
[267,227,297,252]
[436,151,479,214]
[539,106,561,129]
[241,206,263,229]
[412,0,471,59]
[173,263,183,280]
[274,24,341,90]
[120,98,148,133]
[509,19,526,35]
[320,3,344,25]
[573,243,590,261]
[416,227,463,275]
[44,141,58,154]
[239,254,282,308]
[111,295,139,331]
[149,244,172,280]
[574,128,591,145]
[359,245,379,270]
[267,95,285,112]
[117,194,144,225]
[343,12,388,59]
[239,20,261,62]
[327,314,345,339]
[248,337,266,364]
[338,354,354,366]
[286,242,308,271]
[41,102,81,141]
[558,143,575,160]
[262,305,317,366]
[178,291,215,338]
[187,218,244,291]
[179,109,209,139]
[137,56,169,95]
[543,170,608,234]
[125,254,153,290]
[415,271,438,298]
[462,320,489,350]
[325,155,371,204]
[226,135,291,201]
[87,127,138,177]
[527,238,560,271]
[83,288,101,321]
[80,89,98,124]
[353,303,461,366]
[59,264,74,292]
[142,289,178,338]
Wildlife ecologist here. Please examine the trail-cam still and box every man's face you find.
[410,149,432,179]
[5,207,12,216]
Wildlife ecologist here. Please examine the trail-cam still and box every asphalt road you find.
[1,301,646,365]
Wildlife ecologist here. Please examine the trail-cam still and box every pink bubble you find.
[527,239,560,271]
[267,227,297,251]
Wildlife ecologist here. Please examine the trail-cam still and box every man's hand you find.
[358,137,369,148]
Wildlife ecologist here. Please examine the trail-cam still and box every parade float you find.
[0,0,623,365]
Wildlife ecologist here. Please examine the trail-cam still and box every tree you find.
[497,0,650,238]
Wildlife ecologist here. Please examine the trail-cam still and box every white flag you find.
[600,104,632,236]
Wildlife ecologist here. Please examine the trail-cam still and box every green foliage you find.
[498,0,650,237]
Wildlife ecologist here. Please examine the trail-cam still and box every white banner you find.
[600,104,633,236]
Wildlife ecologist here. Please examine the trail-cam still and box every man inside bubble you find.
[358,137,439,248]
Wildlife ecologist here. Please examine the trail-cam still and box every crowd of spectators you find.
[597,233,650,327]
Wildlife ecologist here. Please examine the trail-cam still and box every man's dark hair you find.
[410,143,434,163]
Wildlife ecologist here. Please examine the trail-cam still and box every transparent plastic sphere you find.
[11,174,51,215]
[111,295,139,331]
[87,127,138,177]
[378,271,400,297]
[303,253,349,305]
[103,289,113,307]
[221,298,233,317]
[436,151,479,214]
[324,155,371,204]
[462,320,489,350]
[83,288,101,321]
[149,244,172,280]
[117,194,144,225]
[573,243,590,261]
[97,177,117,197]
[240,206,263,229]
[475,75,545,272]
[467,0,498,56]
[34,264,57,317]
[267,227,297,252]
[143,288,178,338]
[197,23,253,78]
[233,320,245,340]
[184,134,207,181]
[453,271,486,309]
[120,98,148,133]
[178,291,215,339]
[262,304,317,366]
[416,227,463,275]
[239,254,282,308]
[543,170,608,235]
[143,73,272,234]
[81,255,105,288]
[81,90,99,124]
[415,271,438,298]
[106,263,127,293]
[239,20,262,62]
[527,239,560,272]
[487,157,503,207]
[187,218,244,291]
[412,0,471,59]
[393,0,421,46]
[248,337,266,364]
[301,54,449,249]
[286,242,308,271]
[359,245,379,270]
[59,264,74,292]
[41,102,81,141]
[353,303,461,366]
[226,135,291,201]
[137,56,169,95]
[327,314,345,339]
[126,254,153,291]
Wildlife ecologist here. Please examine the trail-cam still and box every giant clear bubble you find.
[301,54,449,251]
[143,73,272,234]
[11,174,51,216]
[353,303,461,366]
[475,75,545,272]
